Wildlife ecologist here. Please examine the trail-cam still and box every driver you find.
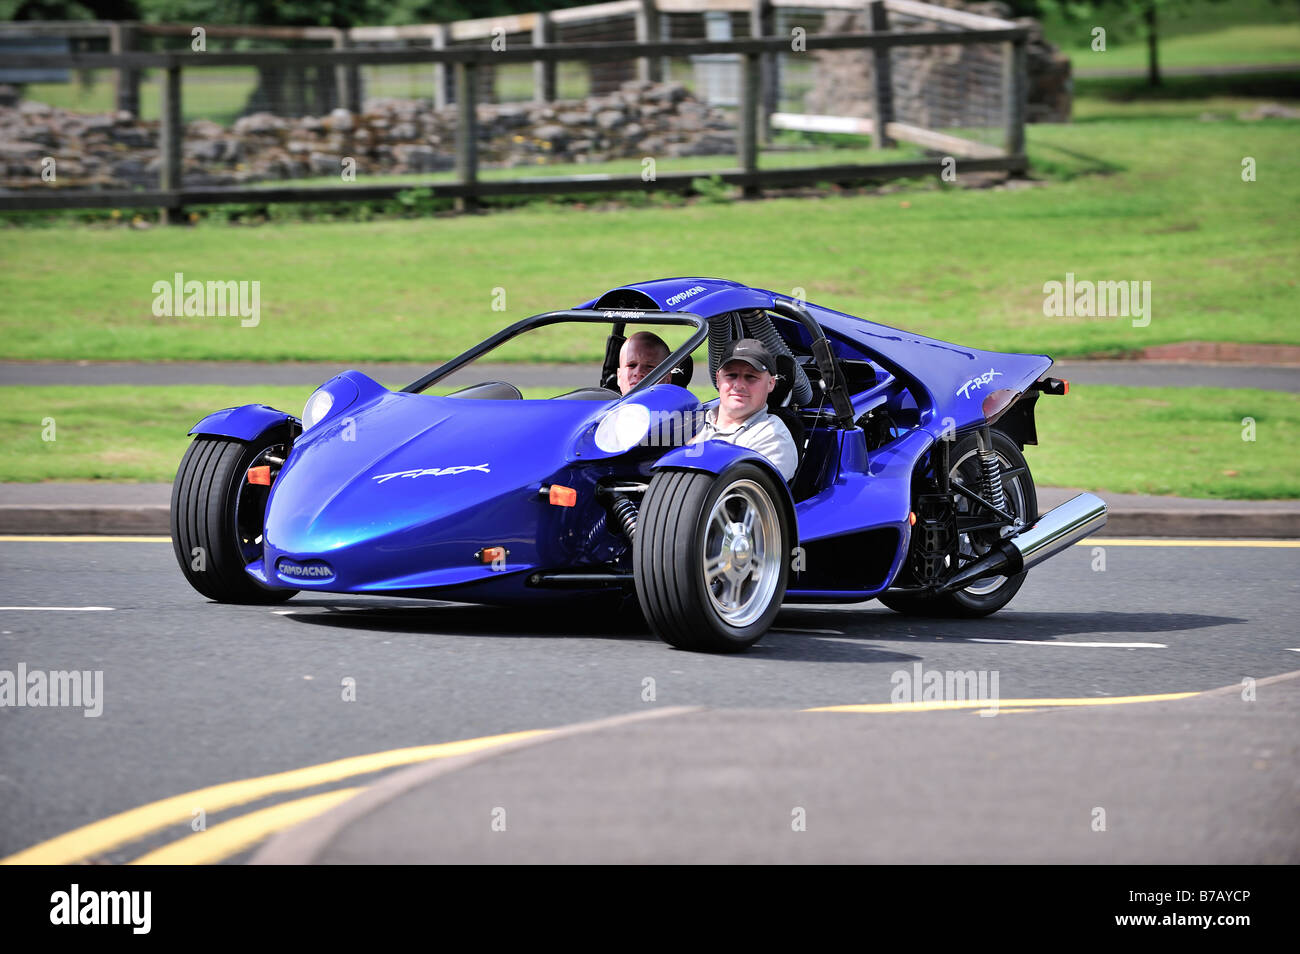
[688,339,797,482]
[617,331,672,395]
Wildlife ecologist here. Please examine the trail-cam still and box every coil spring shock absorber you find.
[607,492,639,541]
[976,428,1007,514]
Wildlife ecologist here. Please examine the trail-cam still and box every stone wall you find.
[0,80,736,190]
[804,1,1071,126]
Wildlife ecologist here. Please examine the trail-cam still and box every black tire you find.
[634,464,791,653]
[170,433,297,604]
[880,429,1037,619]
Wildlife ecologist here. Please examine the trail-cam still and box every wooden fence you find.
[0,1,1028,220]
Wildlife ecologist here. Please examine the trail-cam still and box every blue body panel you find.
[652,439,788,488]
[189,404,299,442]
[189,278,1062,605]
[263,388,604,593]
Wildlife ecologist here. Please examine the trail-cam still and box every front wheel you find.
[634,464,791,653]
[880,429,1037,618]
[170,433,297,604]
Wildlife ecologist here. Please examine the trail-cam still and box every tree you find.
[1045,0,1233,87]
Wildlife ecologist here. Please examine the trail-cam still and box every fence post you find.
[750,0,775,146]
[433,25,451,109]
[659,11,672,89]
[738,51,760,198]
[455,60,479,212]
[867,0,894,148]
[334,30,362,113]
[533,12,556,103]
[159,63,184,224]
[110,21,140,116]
[1002,37,1027,164]
[637,0,662,84]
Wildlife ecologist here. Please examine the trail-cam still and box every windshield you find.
[404,311,709,401]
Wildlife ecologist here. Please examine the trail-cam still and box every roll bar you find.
[402,309,707,396]
[769,300,857,427]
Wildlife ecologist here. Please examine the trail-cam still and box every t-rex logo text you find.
[372,464,491,484]
[956,368,1002,399]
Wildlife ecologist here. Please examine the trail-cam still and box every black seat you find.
[767,353,806,466]
[667,353,693,389]
[447,381,522,400]
[553,387,620,401]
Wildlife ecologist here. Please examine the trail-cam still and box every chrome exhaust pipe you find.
[938,493,1108,593]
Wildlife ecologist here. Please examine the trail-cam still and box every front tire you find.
[634,464,790,653]
[170,433,297,604]
[880,429,1036,618]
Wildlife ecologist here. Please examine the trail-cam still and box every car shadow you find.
[275,599,661,642]
[271,598,919,663]
[774,606,1248,644]
[270,600,1241,661]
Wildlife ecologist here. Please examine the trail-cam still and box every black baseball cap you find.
[719,338,776,374]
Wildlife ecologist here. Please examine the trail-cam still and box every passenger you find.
[688,339,797,482]
[617,331,672,395]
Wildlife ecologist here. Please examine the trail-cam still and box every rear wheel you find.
[634,464,790,653]
[880,429,1036,618]
[170,433,297,604]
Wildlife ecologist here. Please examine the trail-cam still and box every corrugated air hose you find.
[740,309,814,406]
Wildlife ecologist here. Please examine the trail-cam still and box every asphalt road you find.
[1,537,1297,862]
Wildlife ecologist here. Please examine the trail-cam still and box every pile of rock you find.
[805,1,1071,127]
[0,80,740,191]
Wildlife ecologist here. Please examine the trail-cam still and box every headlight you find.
[302,390,335,430]
[594,404,651,454]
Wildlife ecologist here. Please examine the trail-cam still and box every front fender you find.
[653,440,798,543]
[189,404,300,443]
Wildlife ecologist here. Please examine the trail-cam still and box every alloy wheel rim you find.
[702,479,781,627]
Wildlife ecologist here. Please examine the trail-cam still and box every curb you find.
[2,503,1297,539]
[251,706,703,865]
[1103,509,1300,538]
[0,505,170,535]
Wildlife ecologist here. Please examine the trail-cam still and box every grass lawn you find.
[3,95,1297,363]
[3,384,1294,499]
[1040,0,1300,72]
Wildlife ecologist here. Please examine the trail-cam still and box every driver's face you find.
[716,360,774,422]
[618,340,670,395]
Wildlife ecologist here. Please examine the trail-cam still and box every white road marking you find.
[808,634,1166,649]
[781,627,846,635]
[968,638,1166,649]
[1285,649,1300,653]
[0,606,114,612]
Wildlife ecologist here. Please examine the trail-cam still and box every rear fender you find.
[189,404,301,444]
[652,441,798,545]
[993,390,1041,448]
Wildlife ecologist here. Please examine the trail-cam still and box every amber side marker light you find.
[477,546,507,565]
[548,485,577,507]
[247,466,272,485]
[909,512,917,526]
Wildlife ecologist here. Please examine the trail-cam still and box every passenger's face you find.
[716,361,774,421]
[618,340,670,395]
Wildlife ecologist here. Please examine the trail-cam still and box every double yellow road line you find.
[1,729,548,866]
